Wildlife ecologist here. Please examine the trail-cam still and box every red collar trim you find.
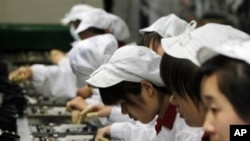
[155,104,177,134]
[202,132,210,141]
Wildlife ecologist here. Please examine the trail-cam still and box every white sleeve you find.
[57,57,70,67]
[110,120,156,141]
[108,106,133,122]
[30,61,77,98]
[165,114,204,141]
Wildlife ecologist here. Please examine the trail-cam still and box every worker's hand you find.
[8,67,32,83]
[71,110,82,124]
[50,49,65,64]
[79,104,112,122]
[77,85,93,98]
[95,125,111,141]
[66,96,87,111]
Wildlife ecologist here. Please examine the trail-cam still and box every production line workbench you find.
[0,81,97,141]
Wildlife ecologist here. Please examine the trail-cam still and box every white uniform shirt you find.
[110,118,156,141]
[31,57,77,98]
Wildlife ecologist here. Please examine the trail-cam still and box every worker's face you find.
[170,92,206,127]
[201,73,247,141]
[120,81,159,123]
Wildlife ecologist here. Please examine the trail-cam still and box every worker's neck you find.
[158,95,171,119]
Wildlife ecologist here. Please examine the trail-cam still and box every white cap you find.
[86,46,165,88]
[75,10,129,41]
[161,23,250,66]
[197,40,250,65]
[68,34,118,87]
[74,10,109,34]
[60,4,97,25]
[139,14,190,37]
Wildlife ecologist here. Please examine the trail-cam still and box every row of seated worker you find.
[8,4,250,141]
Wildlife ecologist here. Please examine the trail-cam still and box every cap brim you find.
[139,27,152,34]
[60,17,71,25]
[86,67,123,88]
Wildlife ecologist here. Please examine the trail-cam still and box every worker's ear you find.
[141,80,154,97]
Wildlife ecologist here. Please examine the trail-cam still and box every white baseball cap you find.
[60,4,97,25]
[74,10,109,34]
[197,40,250,65]
[68,34,118,87]
[75,10,129,41]
[86,46,165,88]
[139,14,191,37]
[161,23,250,66]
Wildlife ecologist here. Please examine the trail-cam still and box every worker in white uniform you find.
[85,45,204,141]
[160,23,250,141]
[65,10,134,128]
[67,33,122,126]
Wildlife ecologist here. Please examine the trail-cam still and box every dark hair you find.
[70,19,81,29]
[79,27,106,40]
[160,53,201,106]
[138,32,162,52]
[197,55,250,122]
[99,81,170,105]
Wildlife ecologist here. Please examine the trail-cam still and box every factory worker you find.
[68,9,130,105]
[160,23,250,141]
[78,14,198,141]
[139,13,192,56]
[196,40,250,141]
[65,10,132,127]
[86,46,203,141]
[67,34,123,126]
